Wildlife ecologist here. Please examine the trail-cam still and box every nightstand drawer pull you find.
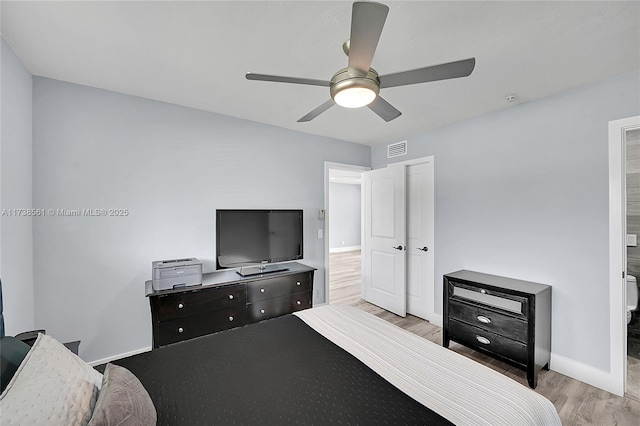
[296,300,301,305]
[260,288,265,293]
[178,327,184,333]
[476,335,491,345]
[178,303,184,309]
[296,281,301,286]
[260,309,265,314]
[229,316,234,322]
[476,315,491,324]
[228,294,234,300]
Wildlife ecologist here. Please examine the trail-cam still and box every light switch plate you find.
[627,234,637,247]
[318,229,323,239]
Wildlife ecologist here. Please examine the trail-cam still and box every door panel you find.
[371,177,396,237]
[406,162,434,320]
[370,250,397,295]
[363,165,406,316]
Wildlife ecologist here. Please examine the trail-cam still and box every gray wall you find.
[32,77,370,362]
[329,182,361,250]
[0,39,35,335]
[372,71,640,372]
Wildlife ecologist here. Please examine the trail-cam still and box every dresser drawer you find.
[247,273,312,302]
[449,318,527,366]
[157,284,246,321]
[247,291,312,322]
[158,308,247,346]
[448,280,528,317]
[448,300,528,343]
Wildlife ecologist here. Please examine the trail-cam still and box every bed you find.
[0,304,561,425]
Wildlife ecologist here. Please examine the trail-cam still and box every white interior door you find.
[362,164,407,316]
[406,161,435,320]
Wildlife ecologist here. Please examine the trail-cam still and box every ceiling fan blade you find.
[246,73,330,87]
[348,2,389,76]
[298,99,335,122]
[368,96,402,122]
[379,58,476,89]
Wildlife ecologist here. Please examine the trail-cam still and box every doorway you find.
[324,162,369,305]
[324,157,436,324]
[608,115,640,398]
[361,156,436,322]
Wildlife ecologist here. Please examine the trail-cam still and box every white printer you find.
[152,258,202,291]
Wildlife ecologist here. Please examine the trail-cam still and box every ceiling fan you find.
[245,1,476,123]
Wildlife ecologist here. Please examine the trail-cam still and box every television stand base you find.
[237,264,289,277]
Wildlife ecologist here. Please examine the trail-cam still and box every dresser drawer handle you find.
[476,315,491,324]
[260,309,265,314]
[229,316,234,322]
[296,300,301,305]
[178,327,184,333]
[480,289,487,294]
[476,335,491,345]
[178,303,184,309]
[228,294,234,300]
[296,281,301,286]
[260,288,265,293]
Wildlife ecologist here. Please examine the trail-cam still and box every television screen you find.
[216,209,303,269]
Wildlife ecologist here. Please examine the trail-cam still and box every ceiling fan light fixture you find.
[334,86,377,108]
[330,67,380,109]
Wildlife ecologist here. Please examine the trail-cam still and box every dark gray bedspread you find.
[110,314,453,425]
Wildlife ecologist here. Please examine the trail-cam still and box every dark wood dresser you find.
[146,262,315,348]
[442,270,551,388]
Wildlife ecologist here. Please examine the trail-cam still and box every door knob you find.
[393,245,404,251]
[417,246,429,252]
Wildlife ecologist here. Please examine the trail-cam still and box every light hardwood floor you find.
[328,250,640,426]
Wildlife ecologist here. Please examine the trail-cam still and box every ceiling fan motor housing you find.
[330,67,381,102]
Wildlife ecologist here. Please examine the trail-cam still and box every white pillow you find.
[0,334,103,426]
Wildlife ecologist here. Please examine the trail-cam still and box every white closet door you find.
[362,164,407,317]
[406,161,435,320]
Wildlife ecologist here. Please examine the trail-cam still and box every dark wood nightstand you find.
[443,270,551,388]
[16,331,80,355]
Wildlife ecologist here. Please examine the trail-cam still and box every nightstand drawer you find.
[448,300,527,343]
[247,273,312,302]
[449,319,527,366]
[157,284,246,321]
[158,308,247,346]
[247,291,312,322]
[449,280,528,316]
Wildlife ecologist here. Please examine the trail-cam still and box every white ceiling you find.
[2,1,639,146]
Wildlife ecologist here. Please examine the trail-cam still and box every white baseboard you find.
[550,352,620,396]
[428,313,443,328]
[329,246,361,253]
[88,346,152,367]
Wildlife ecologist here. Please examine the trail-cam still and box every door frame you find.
[324,162,370,305]
[608,115,640,396]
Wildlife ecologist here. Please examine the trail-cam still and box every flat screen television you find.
[216,209,303,276]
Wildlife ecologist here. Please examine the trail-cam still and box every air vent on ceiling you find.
[387,140,407,158]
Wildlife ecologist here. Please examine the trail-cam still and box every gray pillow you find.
[88,363,157,426]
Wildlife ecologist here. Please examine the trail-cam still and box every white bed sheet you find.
[295,304,561,426]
